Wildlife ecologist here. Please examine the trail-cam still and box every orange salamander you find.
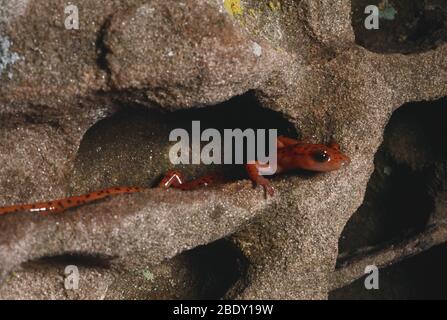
[0,186,144,216]
[0,136,350,216]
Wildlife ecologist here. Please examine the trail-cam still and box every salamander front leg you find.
[245,162,274,198]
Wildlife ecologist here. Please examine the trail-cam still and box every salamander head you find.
[299,143,351,172]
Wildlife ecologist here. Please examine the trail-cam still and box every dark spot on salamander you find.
[66,199,72,204]
[57,201,64,208]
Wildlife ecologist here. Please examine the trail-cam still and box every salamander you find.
[0,136,350,216]
[0,187,144,216]
[159,135,350,197]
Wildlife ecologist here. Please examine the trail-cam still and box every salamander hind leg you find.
[177,174,222,190]
[158,170,185,188]
[158,170,224,191]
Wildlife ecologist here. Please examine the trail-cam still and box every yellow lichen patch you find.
[268,1,281,11]
[224,0,243,16]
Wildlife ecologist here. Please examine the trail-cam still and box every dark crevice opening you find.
[330,242,447,299]
[95,16,113,77]
[177,238,249,299]
[335,97,447,297]
[338,97,447,256]
[108,238,250,300]
[351,0,447,54]
[71,92,298,193]
[25,252,113,270]
[336,98,447,299]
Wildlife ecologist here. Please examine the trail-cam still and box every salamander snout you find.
[306,144,351,172]
[338,154,351,167]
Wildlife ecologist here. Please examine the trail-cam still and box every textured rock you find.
[0,98,116,205]
[0,0,446,299]
[104,0,289,109]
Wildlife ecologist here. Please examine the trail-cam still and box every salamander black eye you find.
[313,150,330,162]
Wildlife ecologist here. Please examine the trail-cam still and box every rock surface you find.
[0,0,446,299]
